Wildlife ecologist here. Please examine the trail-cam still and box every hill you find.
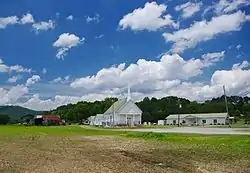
[0,106,43,122]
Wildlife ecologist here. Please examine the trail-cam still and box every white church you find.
[89,86,142,126]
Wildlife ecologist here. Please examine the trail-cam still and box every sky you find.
[0,0,250,110]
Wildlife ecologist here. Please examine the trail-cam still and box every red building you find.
[43,115,62,125]
[34,115,63,126]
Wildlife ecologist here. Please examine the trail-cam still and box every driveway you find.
[126,127,250,135]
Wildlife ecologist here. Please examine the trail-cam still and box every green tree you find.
[0,115,10,125]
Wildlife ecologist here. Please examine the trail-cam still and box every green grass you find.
[1,125,250,162]
[0,125,121,138]
[1,125,249,144]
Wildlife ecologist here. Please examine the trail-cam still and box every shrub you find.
[218,123,221,125]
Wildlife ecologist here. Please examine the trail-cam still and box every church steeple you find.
[127,84,131,102]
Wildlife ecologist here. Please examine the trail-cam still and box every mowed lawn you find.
[0,125,250,173]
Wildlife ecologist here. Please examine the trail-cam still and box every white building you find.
[89,86,142,126]
[166,113,228,125]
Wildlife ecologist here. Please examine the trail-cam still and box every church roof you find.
[104,99,127,115]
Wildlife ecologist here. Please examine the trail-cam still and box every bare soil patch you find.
[0,135,249,173]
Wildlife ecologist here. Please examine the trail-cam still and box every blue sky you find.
[0,0,250,110]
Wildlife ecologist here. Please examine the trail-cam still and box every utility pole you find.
[223,85,230,127]
[178,103,182,127]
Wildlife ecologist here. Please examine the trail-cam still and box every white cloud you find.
[17,90,123,110]
[119,1,179,31]
[214,0,250,14]
[53,33,85,59]
[0,59,31,73]
[8,65,32,73]
[163,11,250,53]
[202,51,226,66]
[95,34,104,39]
[0,16,19,29]
[232,60,249,70]
[70,53,224,91]
[26,75,41,86]
[17,94,81,110]
[7,75,22,83]
[42,68,47,74]
[236,44,242,50]
[20,13,34,24]
[50,76,71,84]
[66,15,73,20]
[0,85,28,105]
[175,2,202,19]
[86,14,100,23]
[32,20,55,33]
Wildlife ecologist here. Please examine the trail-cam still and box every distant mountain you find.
[0,106,43,122]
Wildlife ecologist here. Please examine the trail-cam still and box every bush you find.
[218,123,221,125]
[221,123,225,125]
[170,123,173,125]
[210,123,212,125]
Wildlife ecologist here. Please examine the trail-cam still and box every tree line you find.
[50,96,250,123]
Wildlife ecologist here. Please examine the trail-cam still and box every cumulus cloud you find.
[119,1,179,31]
[32,20,55,33]
[53,33,85,59]
[26,75,41,86]
[175,2,202,19]
[17,92,130,110]
[163,11,250,53]
[86,14,100,23]
[7,75,22,83]
[0,85,28,105]
[0,16,19,29]
[20,13,34,24]
[232,60,249,70]
[70,53,225,91]
[66,15,73,20]
[0,58,32,73]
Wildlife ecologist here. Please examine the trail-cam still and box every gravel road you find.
[126,127,250,135]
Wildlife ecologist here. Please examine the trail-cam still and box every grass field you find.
[0,125,250,173]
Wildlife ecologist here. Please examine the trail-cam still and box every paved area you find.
[126,127,250,135]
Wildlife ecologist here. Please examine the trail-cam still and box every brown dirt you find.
[0,135,249,173]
